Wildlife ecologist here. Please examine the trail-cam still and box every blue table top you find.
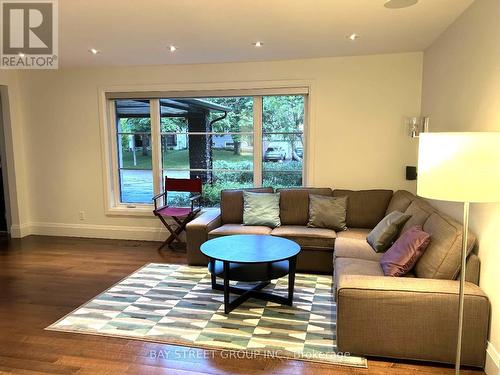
[200,234,300,263]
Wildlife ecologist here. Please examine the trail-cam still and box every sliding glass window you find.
[262,95,304,188]
[109,93,306,208]
[115,100,153,203]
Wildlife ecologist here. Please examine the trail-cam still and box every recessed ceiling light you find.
[384,0,418,9]
[18,52,25,57]
[89,48,100,55]
[253,41,263,47]
[169,45,177,52]
[347,33,359,41]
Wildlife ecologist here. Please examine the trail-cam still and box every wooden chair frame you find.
[152,178,202,250]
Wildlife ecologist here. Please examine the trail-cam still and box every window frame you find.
[99,82,313,216]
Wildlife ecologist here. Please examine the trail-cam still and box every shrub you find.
[212,160,252,170]
[166,161,302,207]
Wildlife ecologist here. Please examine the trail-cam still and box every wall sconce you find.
[407,116,430,138]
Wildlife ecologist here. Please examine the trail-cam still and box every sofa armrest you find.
[336,275,489,367]
[186,208,222,265]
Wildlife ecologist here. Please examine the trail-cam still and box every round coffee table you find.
[200,234,301,314]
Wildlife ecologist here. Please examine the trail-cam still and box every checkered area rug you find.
[47,263,366,367]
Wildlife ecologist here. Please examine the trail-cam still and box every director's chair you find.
[153,177,202,250]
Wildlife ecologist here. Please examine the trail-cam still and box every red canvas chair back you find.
[165,177,202,194]
[154,177,203,251]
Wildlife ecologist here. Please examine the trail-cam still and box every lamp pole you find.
[455,201,469,375]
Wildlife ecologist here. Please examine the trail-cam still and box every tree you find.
[206,97,253,155]
[160,117,187,133]
[262,96,304,156]
[119,117,151,156]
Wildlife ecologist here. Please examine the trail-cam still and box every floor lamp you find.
[417,132,500,374]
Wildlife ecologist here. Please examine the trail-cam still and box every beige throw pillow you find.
[307,195,347,231]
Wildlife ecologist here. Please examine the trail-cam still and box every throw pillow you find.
[366,211,411,252]
[243,191,281,228]
[381,225,431,276]
[307,195,347,231]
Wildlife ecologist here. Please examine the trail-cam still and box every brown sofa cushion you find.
[333,189,393,228]
[334,258,384,289]
[220,187,273,224]
[415,212,477,279]
[208,224,272,238]
[336,228,371,240]
[334,237,383,262]
[460,253,480,285]
[270,225,336,251]
[385,190,415,215]
[277,188,332,225]
[401,199,434,234]
[335,275,489,367]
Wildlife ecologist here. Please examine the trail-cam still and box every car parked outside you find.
[264,146,286,161]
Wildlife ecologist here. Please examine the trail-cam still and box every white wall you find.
[0,70,29,235]
[421,0,500,373]
[13,52,422,239]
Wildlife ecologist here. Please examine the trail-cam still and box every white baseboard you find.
[10,223,32,238]
[16,222,170,242]
[486,342,500,375]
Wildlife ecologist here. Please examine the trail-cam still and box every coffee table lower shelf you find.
[208,258,297,314]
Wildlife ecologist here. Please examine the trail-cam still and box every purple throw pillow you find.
[380,225,431,277]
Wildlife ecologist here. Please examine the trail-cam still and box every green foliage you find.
[263,172,302,190]
[203,97,253,155]
[262,96,304,158]
[120,149,253,170]
[212,160,252,171]
[163,162,301,207]
[202,180,253,207]
[206,97,253,133]
[119,117,151,132]
[263,160,302,171]
[118,117,152,155]
[263,95,304,133]
[161,117,187,132]
[117,96,305,206]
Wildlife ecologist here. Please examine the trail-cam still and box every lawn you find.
[121,149,253,169]
[120,149,302,206]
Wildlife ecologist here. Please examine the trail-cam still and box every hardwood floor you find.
[0,235,485,374]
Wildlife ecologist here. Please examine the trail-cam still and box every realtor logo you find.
[0,0,58,69]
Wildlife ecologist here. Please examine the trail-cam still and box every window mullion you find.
[108,100,121,207]
[150,99,162,196]
[302,94,308,186]
[253,96,263,187]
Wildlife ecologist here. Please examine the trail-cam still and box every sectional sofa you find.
[186,188,490,367]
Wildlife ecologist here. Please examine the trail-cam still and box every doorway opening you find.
[0,85,12,235]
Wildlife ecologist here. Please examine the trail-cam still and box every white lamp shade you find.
[417,132,500,203]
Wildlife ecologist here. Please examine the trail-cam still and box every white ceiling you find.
[59,0,473,68]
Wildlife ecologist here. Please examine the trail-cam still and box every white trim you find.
[99,94,115,214]
[106,205,154,217]
[304,84,315,186]
[99,80,312,95]
[253,96,263,187]
[105,85,310,100]
[108,100,121,208]
[98,80,315,216]
[486,341,500,375]
[10,223,31,238]
[150,99,162,196]
[28,222,168,241]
